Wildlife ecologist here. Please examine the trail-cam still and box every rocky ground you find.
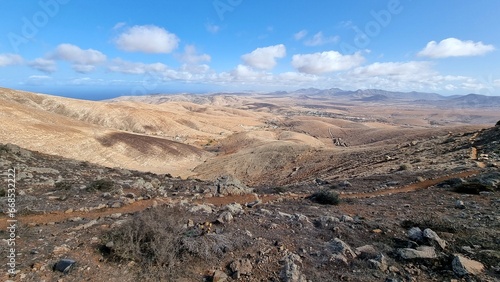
[0,125,499,282]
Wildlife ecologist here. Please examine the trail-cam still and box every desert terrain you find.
[0,87,499,281]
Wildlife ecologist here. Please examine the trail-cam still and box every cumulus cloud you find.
[176,45,211,64]
[108,59,168,74]
[292,51,364,74]
[29,58,57,73]
[418,38,495,58]
[294,30,308,40]
[0,53,23,67]
[115,25,179,53]
[304,32,340,46]
[241,44,286,70]
[51,43,106,73]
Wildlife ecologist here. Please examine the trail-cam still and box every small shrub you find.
[399,163,412,171]
[496,120,500,127]
[54,181,73,190]
[87,179,114,191]
[454,182,493,194]
[273,186,287,194]
[0,144,9,153]
[308,190,340,205]
[104,205,186,280]
[0,189,6,197]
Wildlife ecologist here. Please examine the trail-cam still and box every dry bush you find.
[86,179,114,191]
[104,205,187,280]
[308,190,340,205]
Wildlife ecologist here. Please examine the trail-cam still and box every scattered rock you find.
[280,253,307,282]
[214,175,254,195]
[407,227,423,242]
[369,254,388,271]
[423,228,447,250]
[229,258,253,277]
[224,203,244,215]
[398,246,437,259]
[328,238,357,261]
[217,211,234,224]
[452,254,485,277]
[455,200,466,209]
[53,259,76,274]
[356,245,378,259]
[189,204,213,214]
[212,270,228,282]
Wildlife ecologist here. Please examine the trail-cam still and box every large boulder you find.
[214,175,254,195]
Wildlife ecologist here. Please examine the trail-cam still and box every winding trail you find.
[0,169,481,229]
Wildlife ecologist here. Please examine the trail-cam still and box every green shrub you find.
[399,163,412,171]
[87,179,115,191]
[273,186,287,194]
[0,189,6,197]
[496,120,500,127]
[308,190,340,205]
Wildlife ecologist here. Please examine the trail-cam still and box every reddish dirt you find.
[0,169,482,230]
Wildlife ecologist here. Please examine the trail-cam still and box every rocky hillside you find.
[0,123,499,281]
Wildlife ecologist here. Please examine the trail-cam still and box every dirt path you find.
[0,169,481,229]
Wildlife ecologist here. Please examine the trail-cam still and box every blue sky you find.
[0,0,499,99]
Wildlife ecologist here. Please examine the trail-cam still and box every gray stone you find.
[280,253,307,282]
[328,238,357,259]
[455,200,466,209]
[423,228,447,250]
[217,211,234,223]
[189,204,213,214]
[398,246,437,259]
[224,203,244,215]
[452,254,485,277]
[212,270,228,282]
[355,245,378,259]
[407,227,423,242]
[214,175,254,195]
[369,254,388,271]
[229,258,253,276]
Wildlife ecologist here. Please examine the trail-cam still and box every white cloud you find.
[0,53,23,67]
[294,30,308,40]
[113,22,126,30]
[115,25,179,54]
[241,44,286,70]
[176,45,211,64]
[418,37,495,58]
[350,61,433,77]
[108,59,168,74]
[25,75,52,86]
[206,22,220,34]
[304,32,340,46]
[231,64,265,80]
[292,51,364,74]
[52,43,106,73]
[29,58,57,73]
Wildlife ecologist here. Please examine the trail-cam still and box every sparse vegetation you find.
[399,163,412,171]
[86,179,115,191]
[0,189,6,197]
[104,205,186,280]
[308,190,340,205]
[54,181,73,190]
[0,144,9,153]
[273,186,287,194]
[453,182,494,194]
